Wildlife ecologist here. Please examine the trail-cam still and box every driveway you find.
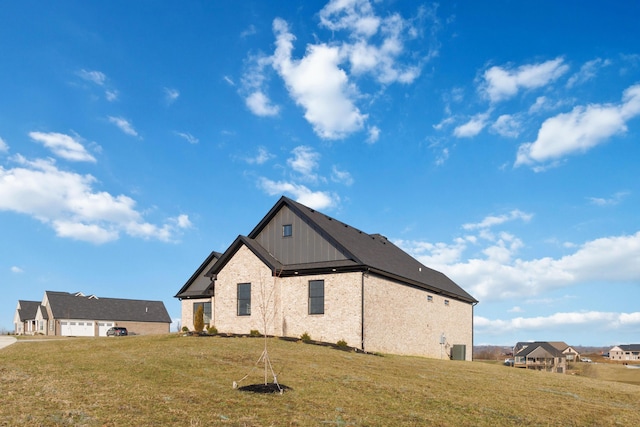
[0,336,17,350]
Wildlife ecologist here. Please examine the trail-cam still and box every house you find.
[609,344,640,361]
[13,291,171,336]
[175,196,478,360]
[513,341,568,373]
[515,341,580,363]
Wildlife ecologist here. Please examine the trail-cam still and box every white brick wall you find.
[194,243,474,359]
[363,273,474,360]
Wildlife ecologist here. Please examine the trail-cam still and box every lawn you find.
[1,334,639,426]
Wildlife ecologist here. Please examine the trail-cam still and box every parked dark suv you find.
[106,327,128,336]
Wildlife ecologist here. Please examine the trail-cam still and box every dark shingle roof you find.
[207,196,477,304]
[46,291,171,323]
[174,251,222,299]
[616,344,640,352]
[515,342,566,358]
[17,300,41,321]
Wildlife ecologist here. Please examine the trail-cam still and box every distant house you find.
[175,196,478,360]
[513,341,569,373]
[14,291,171,336]
[609,344,640,361]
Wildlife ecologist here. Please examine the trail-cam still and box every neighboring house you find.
[513,341,567,373]
[609,344,640,361]
[175,196,478,360]
[13,291,171,336]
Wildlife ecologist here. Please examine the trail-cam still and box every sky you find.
[1,1,638,347]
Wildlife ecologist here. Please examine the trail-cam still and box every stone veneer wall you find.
[363,273,474,360]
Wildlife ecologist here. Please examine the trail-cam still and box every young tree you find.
[193,304,204,333]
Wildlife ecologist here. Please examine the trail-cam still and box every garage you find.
[60,320,95,336]
[98,322,115,336]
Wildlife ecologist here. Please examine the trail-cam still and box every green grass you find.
[1,335,639,426]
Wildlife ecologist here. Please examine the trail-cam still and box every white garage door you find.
[60,320,95,337]
[98,322,115,336]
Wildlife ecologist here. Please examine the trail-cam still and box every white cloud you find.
[240,1,431,140]
[272,18,366,139]
[516,84,640,167]
[491,114,521,138]
[77,69,106,86]
[0,137,8,153]
[331,166,354,186]
[481,57,569,103]
[77,69,118,101]
[240,24,257,38]
[245,91,280,117]
[257,177,337,210]
[588,191,629,206]
[453,112,489,138]
[175,132,199,144]
[287,146,320,180]
[566,58,611,88]
[404,230,640,303]
[108,116,140,138]
[223,76,235,86]
[475,310,640,334]
[164,87,180,105]
[0,155,185,244]
[28,131,96,162]
[463,210,533,230]
[367,125,380,143]
[10,266,23,273]
[244,147,274,165]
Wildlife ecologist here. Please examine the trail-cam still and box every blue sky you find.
[1,1,638,347]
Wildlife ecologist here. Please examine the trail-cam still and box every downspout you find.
[361,269,368,352]
[471,301,478,361]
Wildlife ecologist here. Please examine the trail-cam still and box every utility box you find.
[451,344,466,361]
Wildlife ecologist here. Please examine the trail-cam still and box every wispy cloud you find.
[0,136,8,153]
[10,266,23,273]
[287,146,321,182]
[108,116,140,138]
[174,132,199,144]
[77,69,119,101]
[244,146,274,165]
[29,131,96,162]
[566,58,611,88]
[164,87,180,105]
[480,57,569,103]
[588,191,630,206]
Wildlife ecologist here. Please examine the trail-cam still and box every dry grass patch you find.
[1,334,639,426]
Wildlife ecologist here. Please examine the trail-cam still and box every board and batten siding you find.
[254,205,348,265]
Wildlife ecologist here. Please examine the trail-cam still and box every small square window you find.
[283,224,292,237]
[427,295,433,302]
[444,299,450,306]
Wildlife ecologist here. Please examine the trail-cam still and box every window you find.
[444,299,450,306]
[237,283,251,316]
[283,224,292,237]
[193,302,212,324]
[309,280,324,315]
[427,295,433,302]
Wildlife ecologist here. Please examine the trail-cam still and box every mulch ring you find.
[237,383,292,394]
